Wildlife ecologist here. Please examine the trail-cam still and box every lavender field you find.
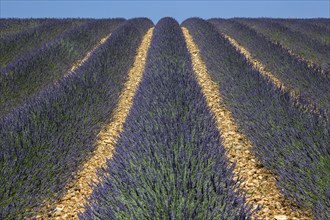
[0,17,329,219]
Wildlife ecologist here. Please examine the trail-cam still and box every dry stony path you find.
[32,28,154,219]
[182,27,312,220]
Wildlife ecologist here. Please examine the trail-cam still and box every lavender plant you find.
[208,18,330,118]
[0,18,152,219]
[0,18,124,117]
[80,17,254,220]
[183,18,329,219]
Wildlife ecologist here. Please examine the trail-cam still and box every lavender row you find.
[235,18,330,73]
[0,19,86,67]
[0,18,153,219]
[80,18,254,220]
[0,18,49,37]
[304,18,330,31]
[209,19,330,118]
[182,18,329,219]
[267,18,330,45]
[0,19,124,117]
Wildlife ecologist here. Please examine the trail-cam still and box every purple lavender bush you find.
[80,17,254,220]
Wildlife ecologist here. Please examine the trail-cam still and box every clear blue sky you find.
[1,0,329,24]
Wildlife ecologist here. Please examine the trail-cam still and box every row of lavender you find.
[0,19,123,117]
[0,18,50,37]
[301,18,330,31]
[209,19,330,119]
[265,18,330,45]
[0,19,86,67]
[80,18,254,219]
[183,18,329,219]
[0,18,153,219]
[234,18,330,74]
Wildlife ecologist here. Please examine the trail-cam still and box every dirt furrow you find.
[182,27,312,220]
[33,28,154,220]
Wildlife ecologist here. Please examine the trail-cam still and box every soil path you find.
[182,27,312,220]
[33,28,154,219]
